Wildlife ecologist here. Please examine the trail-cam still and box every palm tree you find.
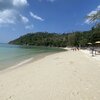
[87,10,100,22]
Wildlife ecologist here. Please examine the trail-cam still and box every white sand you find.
[81,49,100,61]
[0,50,100,100]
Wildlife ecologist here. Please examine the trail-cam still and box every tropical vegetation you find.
[9,24,100,47]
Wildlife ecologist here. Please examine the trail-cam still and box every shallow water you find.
[0,43,65,70]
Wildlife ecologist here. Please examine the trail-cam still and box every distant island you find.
[9,24,100,47]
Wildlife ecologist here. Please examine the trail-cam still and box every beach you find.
[0,49,100,100]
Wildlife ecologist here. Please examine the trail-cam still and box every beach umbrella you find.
[87,42,92,45]
[95,41,100,47]
[95,41,100,44]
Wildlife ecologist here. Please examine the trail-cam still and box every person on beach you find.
[72,47,76,51]
[72,47,79,51]
[77,47,79,51]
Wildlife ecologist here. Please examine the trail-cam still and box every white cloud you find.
[25,24,34,29]
[13,0,28,7]
[30,12,44,21]
[0,0,28,10]
[85,5,100,24]
[88,11,97,16]
[20,15,29,23]
[97,5,100,10]
[85,11,98,24]
[0,9,17,24]
[0,0,44,28]
[85,19,92,24]
[0,0,29,26]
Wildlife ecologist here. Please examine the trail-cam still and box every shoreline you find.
[0,50,67,73]
[0,44,66,71]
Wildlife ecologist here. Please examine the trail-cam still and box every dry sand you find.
[0,49,100,100]
[80,49,100,61]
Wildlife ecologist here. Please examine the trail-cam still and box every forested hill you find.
[9,25,100,47]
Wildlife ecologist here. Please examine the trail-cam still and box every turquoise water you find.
[0,43,65,70]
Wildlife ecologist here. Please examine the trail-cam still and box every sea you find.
[0,43,65,70]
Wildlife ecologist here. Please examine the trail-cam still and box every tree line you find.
[9,24,100,47]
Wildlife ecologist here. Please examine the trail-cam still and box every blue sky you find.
[0,0,100,43]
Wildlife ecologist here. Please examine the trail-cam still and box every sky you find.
[0,0,100,43]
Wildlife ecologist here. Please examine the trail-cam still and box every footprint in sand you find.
[69,90,81,100]
[7,95,14,100]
